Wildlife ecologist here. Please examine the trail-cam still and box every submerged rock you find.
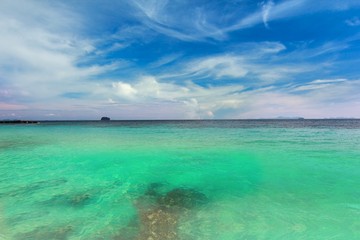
[123,185,208,240]
[45,192,92,207]
[138,208,179,240]
[157,188,208,210]
[70,193,91,206]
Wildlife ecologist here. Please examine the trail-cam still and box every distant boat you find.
[100,117,110,121]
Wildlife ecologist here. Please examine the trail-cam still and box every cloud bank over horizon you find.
[1,0,360,120]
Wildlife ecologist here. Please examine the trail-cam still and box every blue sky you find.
[1,0,360,120]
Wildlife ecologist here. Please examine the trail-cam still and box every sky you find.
[1,0,360,120]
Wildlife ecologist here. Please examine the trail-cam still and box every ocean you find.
[0,120,359,239]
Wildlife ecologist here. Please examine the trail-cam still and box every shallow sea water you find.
[0,120,359,239]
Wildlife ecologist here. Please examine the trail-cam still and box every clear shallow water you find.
[0,120,359,240]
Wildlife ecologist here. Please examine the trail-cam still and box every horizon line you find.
[2,118,360,122]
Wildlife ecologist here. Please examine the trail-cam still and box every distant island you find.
[276,116,305,120]
[0,120,39,124]
[101,117,110,121]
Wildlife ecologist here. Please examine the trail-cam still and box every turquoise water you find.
[0,120,359,239]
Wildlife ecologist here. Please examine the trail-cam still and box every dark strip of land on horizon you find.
[0,120,40,124]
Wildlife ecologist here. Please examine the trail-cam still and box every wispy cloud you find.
[291,79,348,91]
[225,0,307,32]
[290,78,360,101]
[148,53,183,69]
[346,17,360,26]
[87,0,360,42]
[262,0,275,29]
[128,0,228,41]
[158,41,323,83]
[229,79,360,119]
[226,0,360,33]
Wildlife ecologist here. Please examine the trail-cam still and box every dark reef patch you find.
[15,225,73,240]
[0,179,67,198]
[44,191,93,208]
[117,183,208,240]
[144,182,164,198]
[157,188,208,210]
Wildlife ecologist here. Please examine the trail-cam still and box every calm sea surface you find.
[0,120,359,239]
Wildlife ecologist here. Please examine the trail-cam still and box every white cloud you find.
[262,0,275,29]
[113,76,191,101]
[110,76,245,118]
[0,0,122,105]
[112,82,138,99]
